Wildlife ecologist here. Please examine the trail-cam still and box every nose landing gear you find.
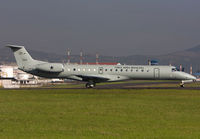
[180,79,196,88]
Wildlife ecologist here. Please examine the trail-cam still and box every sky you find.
[0,0,200,56]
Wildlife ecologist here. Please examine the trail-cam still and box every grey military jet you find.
[7,45,196,88]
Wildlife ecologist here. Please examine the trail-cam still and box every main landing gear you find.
[180,83,185,88]
[85,82,96,88]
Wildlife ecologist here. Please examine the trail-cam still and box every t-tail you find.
[6,45,41,71]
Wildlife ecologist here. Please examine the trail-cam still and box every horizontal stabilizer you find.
[6,45,24,49]
[0,77,17,81]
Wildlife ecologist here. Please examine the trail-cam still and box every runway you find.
[95,81,200,90]
[1,81,200,90]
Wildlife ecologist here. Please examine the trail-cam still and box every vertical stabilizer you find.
[6,45,34,70]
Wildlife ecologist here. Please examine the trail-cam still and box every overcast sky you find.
[0,0,200,56]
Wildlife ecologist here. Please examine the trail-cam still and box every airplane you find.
[6,45,197,88]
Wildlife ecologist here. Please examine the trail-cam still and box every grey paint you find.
[7,45,196,88]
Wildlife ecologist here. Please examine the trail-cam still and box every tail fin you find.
[6,45,35,70]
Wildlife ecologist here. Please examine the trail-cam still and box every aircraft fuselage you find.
[7,45,196,88]
[26,64,195,82]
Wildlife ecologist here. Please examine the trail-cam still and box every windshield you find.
[171,68,177,72]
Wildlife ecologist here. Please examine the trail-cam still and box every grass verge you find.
[0,89,200,138]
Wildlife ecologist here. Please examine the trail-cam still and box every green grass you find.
[0,89,200,138]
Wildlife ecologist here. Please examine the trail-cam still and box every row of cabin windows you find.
[68,68,150,72]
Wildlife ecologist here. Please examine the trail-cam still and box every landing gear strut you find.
[85,82,96,88]
[180,83,185,88]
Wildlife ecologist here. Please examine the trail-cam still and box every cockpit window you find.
[172,68,177,72]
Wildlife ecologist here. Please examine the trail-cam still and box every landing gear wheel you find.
[180,83,185,88]
[85,82,96,88]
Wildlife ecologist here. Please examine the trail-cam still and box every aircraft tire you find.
[85,82,95,88]
[180,83,185,88]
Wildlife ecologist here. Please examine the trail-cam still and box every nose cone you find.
[185,74,196,80]
[176,72,196,80]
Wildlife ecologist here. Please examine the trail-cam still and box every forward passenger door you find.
[154,68,160,79]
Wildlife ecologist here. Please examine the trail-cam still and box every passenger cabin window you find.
[105,69,107,71]
[73,68,76,71]
[110,69,112,72]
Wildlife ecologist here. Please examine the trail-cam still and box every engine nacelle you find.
[35,63,64,73]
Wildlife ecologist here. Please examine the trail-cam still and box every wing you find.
[76,75,109,83]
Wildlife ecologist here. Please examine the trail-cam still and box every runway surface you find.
[92,81,200,90]
[1,81,200,90]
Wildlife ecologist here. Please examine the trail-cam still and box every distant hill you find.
[0,45,200,72]
[187,45,200,52]
[0,47,118,64]
[0,47,65,63]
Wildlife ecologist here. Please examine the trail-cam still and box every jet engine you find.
[35,63,64,73]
